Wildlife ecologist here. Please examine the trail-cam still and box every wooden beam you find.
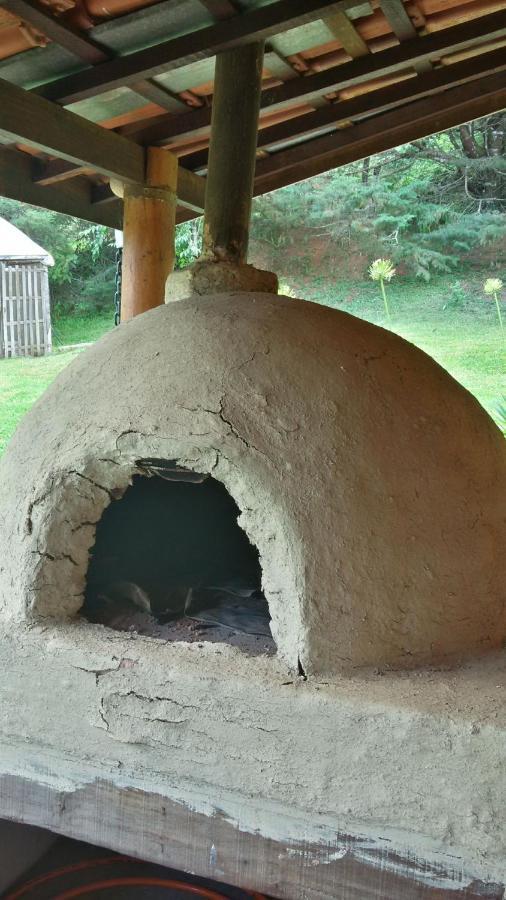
[0,76,145,183]
[35,0,368,104]
[257,10,506,112]
[378,0,431,74]
[197,0,241,17]
[182,46,506,172]
[378,0,417,41]
[0,0,190,113]
[197,0,273,74]
[31,157,89,185]
[32,157,205,215]
[0,145,122,227]
[200,0,290,88]
[119,9,506,147]
[324,10,369,57]
[204,0,289,82]
[203,42,264,263]
[0,77,206,211]
[254,70,506,193]
[120,147,178,320]
[130,80,190,113]
[0,772,503,900]
[254,47,506,149]
[177,166,207,214]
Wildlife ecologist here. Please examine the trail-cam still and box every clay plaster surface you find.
[0,291,504,672]
[165,260,278,302]
[0,621,505,889]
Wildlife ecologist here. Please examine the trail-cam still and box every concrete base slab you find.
[165,261,278,302]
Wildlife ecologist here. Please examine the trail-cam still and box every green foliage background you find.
[0,113,504,318]
[0,198,116,317]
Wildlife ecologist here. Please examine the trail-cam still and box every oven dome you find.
[0,291,504,673]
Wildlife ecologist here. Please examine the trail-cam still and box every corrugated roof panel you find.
[93,0,210,54]
[0,43,83,88]
[68,86,150,123]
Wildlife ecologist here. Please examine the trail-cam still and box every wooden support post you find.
[120,147,178,321]
[202,42,264,264]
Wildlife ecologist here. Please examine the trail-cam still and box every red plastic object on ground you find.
[3,843,269,900]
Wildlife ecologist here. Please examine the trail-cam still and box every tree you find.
[0,198,116,314]
[250,113,506,281]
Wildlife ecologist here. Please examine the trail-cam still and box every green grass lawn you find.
[51,311,113,347]
[0,275,504,455]
[0,312,114,454]
[0,348,82,454]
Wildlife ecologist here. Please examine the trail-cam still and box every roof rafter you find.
[34,0,368,104]
[196,0,301,80]
[183,46,506,171]
[1,0,190,112]
[0,144,123,227]
[259,11,506,111]
[254,70,506,193]
[44,47,504,187]
[258,63,502,148]
[378,0,431,74]
[378,0,417,42]
[0,76,205,211]
[119,9,506,147]
[141,67,506,223]
[324,10,369,58]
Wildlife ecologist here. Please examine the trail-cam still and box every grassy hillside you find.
[0,275,504,455]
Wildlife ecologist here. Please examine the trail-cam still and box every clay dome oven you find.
[0,291,505,674]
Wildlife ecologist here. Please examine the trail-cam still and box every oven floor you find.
[82,607,276,657]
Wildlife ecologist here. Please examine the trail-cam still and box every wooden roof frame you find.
[0,0,504,227]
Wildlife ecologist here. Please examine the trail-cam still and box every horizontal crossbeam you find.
[0,77,205,211]
[253,70,506,193]
[183,46,506,171]
[1,0,190,112]
[0,76,144,182]
[0,145,123,227]
[119,9,506,148]
[35,0,366,105]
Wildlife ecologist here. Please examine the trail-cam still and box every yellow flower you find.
[484,278,503,295]
[369,258,396,283]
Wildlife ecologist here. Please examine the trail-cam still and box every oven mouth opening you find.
[81,460,275,655]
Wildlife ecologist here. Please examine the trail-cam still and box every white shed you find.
[0,217,53,357]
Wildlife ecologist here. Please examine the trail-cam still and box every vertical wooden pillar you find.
[202,42,264,264]
[120,147,178,321]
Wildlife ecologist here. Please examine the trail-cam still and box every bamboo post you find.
[119,147,178,321]
[202,42,264,264]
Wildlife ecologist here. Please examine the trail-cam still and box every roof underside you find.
[0,0,504,228]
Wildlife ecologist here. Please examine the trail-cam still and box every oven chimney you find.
[165,42,278,303]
